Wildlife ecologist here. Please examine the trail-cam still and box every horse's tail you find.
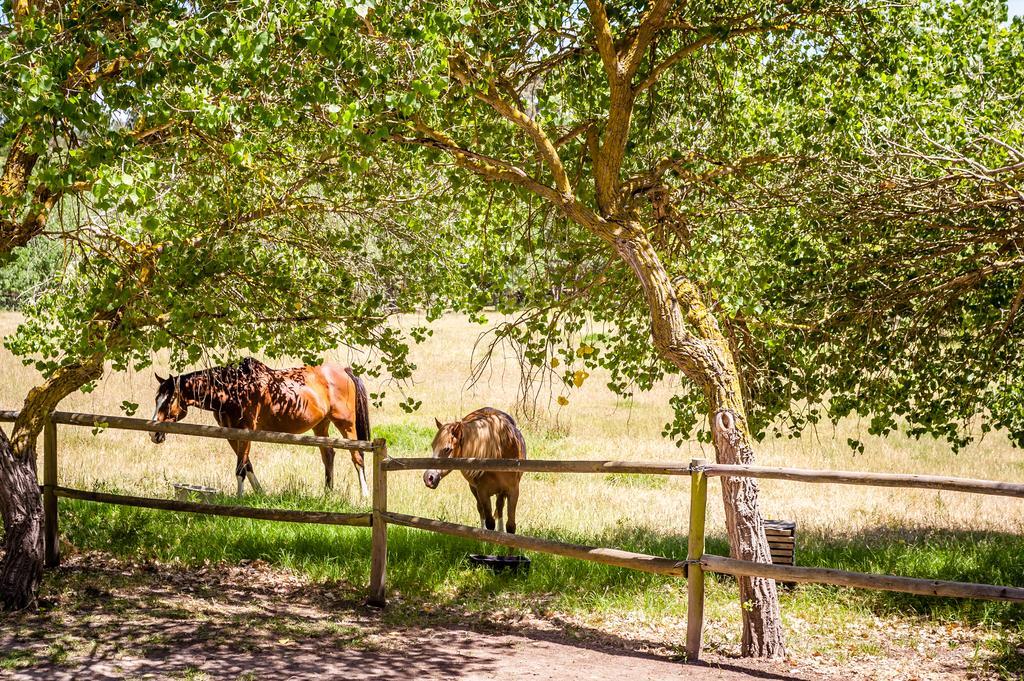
[345,367,371,442]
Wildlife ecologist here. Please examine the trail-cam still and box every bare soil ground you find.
[0,554,800,681]
[0,553,1001,681]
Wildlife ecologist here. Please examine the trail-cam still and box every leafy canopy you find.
[4,0,1022,448]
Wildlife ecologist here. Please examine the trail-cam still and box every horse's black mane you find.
[160,358,272,416]
[234,357,270,376]
[172,357,269,384]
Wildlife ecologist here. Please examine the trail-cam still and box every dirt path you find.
[4,624,811,681]
[0,553,983,680]
[0,554,817,681]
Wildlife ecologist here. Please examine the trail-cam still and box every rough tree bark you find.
[0,428,45,611]
[609,225,785,657]
[0,355,104,610]
[711,408,783,654]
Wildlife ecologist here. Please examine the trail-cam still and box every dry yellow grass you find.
[5,311,1024,676]
[2,310,1021,544]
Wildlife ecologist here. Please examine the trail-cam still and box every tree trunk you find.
[0,428,44,611]
[608,224,786,658]
[710,405,786,657]
[0,357,104,611]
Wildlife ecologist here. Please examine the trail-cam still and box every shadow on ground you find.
[0,554,808,681]
[58,495,1024,621]
[4,496,1020,678]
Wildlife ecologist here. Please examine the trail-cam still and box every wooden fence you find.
[0,410,378,569]
[4,408,1024,662]
[373,455,1024,661]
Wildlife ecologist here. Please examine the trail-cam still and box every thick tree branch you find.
[637,22,791,95]
[554,120,597,149]
[584,0,620,82]
[11,355,104,457]
[623,152,798,197]
[635,34,717,94]
[577,0,636,215]
[622,0,675,77]
[0,127,39,207]
[0,186,58,255]
[924,256,1024,296]
[396,118,626,253]
[395,121,561,203]
[449,52,574,198]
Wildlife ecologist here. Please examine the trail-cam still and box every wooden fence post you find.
[368,438,388,607]
[43,417,59,568]
[686,458,708,661]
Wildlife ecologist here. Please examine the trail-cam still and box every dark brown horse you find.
[423,408,525,533]
[151,357,371,496]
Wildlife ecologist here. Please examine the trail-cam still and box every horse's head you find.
[423,417,462,489]
[150,374,188,444]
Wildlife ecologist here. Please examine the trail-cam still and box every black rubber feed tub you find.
[467,554,532,574]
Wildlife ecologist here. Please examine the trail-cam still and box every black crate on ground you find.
[764,519,796,588]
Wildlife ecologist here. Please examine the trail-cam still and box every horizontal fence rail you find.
[0,410,374,451]
[383,457,693,475]
[55,487,372,527]
[6,408,382,573]
[7,405,1024,664]
[700,463,1024,499]
[700,555,1024,603]
[380,454,1024,662]
[383,512,688,577]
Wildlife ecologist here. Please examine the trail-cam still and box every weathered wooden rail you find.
[54,486,371,526]
[4,408,1024,663]
[0,409,378,568]
[0,410,375,450]
[371,454,1024,661]
[701,462,1024,498]
[382,457,694,475]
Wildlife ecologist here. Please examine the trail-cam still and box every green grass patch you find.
[372,422,436,454]
[61,493,701,616]
[604,473,668,489]
[0,649,38,671]
[54,489,1024,673]
[792,528,1024,623]
[58,493,1024,625]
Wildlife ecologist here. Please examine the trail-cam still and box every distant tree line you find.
[0,238,59,309]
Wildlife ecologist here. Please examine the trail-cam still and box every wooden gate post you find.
[43,417,59,568]
[368,438,388,607]
[685,458,708,661]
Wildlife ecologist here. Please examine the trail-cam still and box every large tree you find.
[0,0,424,609]
[296,0,867,657]
[290,0,1022,657]
[6,0,1018,657]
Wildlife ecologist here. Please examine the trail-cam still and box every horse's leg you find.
[313,421,335,491]
[505,485,519,535]
[351,448,368,498]
[230,439,263,496]
[332,417,369,498]
[230,439,250,496]
[495,492,507,533]
[477,489,496,531]
[229,439,245,495]
[470,486,487,529]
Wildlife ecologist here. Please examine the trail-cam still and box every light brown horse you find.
[151,357,371,496]
[423,408,525,533]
